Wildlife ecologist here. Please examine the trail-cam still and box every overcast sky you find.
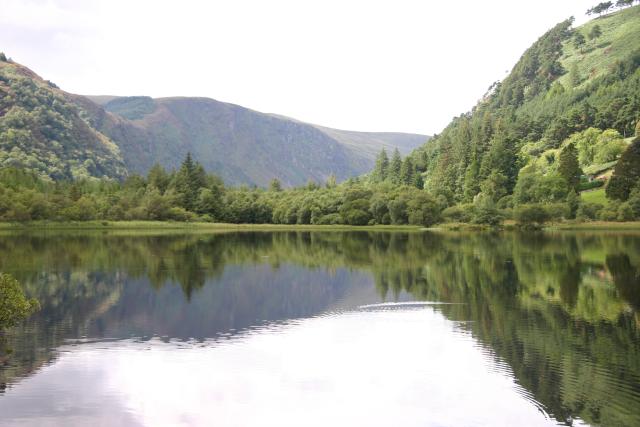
[1,0,595,135]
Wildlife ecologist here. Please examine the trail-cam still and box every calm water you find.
[0,230,639,427]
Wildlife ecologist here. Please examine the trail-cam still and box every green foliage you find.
[0,52,6,62]
[514,204,551,226]
[606,137,640,200]
[0,273,39,329]
[471,196,503,226]
[514,170,569,205]
[589,24,603,40]
[577,202,604,220]
[566,190,580,219]
[558,143,582,191]
[0,61,126,180]
[406,7,640,214]
[388,149,402,185]
[269,178,282,192]
[371,149,389,182]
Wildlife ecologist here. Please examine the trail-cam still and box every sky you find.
[0,0,596,135]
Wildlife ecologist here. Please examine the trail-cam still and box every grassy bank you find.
[0,221,424,232]
[544,221,640,230]
[1,220,639,234]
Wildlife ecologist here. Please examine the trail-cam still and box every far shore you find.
[0,220,639,233]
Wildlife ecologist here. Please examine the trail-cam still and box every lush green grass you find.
[581,188,609,205]
[546,221,640,230]
[559,5,640,90]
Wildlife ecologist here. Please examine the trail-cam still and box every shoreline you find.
[0,221,424,232]
[0,220,639,232]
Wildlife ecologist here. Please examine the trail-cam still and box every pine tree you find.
[388,149,402,184]
[148,163,170,194]
[400,157,415,186]
[173,152,206,211]
[325,174,337,189]
[269,178,282,192]
[372,149,389,182]
[606,137,640,200]
[558,143,582,191]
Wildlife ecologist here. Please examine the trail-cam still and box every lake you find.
[0,230,638,426]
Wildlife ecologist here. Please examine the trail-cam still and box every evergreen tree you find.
[414,171,424,190]
[400,157,415,186]
[269,178,282,192]
[606,137,640,200]
[372,149,389,182]
[615,0,633,7]
[325,174,337,189]
[573,32,586,48]
[173,152,206,211]
[148,163,170,194]
[558,143,582,191]
[388,149,402,184]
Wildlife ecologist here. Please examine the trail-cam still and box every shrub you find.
[617,203,635,221]
[472,198,503,226]
[167,206,196,222]
[576,202,604,221]
[545,203,569,221]
[598,203,620,221]
[442,204,474,223]
[515,204,550,227]
[406,192,441,227]
[0,273,39,329]
[578,180,604,191]
[314,213,342,225]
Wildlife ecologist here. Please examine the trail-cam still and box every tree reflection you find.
[0,230,638,425]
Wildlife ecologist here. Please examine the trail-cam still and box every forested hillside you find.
[0,55,427,187]
[0,56,127,180]
[83,95,427,187]
[407,4,640,214]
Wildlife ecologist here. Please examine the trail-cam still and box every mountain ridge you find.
[0,60,429,187]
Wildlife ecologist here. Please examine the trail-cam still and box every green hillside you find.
[79,95,428,187]
[0,58,126,180]
[408,5,640,210]
[0,57,427,188]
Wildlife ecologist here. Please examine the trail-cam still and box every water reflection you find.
[0,230,638,426]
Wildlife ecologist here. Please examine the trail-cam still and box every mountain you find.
[84,95,428,186]
[408,4,640,204]
[0,57,428,187]
[0,56,126,180]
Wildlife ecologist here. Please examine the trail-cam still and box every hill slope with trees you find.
[81,95,428,187]
[0,56,127,181]
[0,55,428,187]
[402,3,640,222]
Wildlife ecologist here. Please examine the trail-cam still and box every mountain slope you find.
[409,5,640,204]
[309,125,427,161]
[0,57,427,187]
[86,96,428,187]
[0,58,126,180]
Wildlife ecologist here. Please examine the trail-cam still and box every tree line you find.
[587,1,638,16]
[0,151,443,227]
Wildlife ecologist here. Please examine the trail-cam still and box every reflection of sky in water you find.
[0,307,565,427]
